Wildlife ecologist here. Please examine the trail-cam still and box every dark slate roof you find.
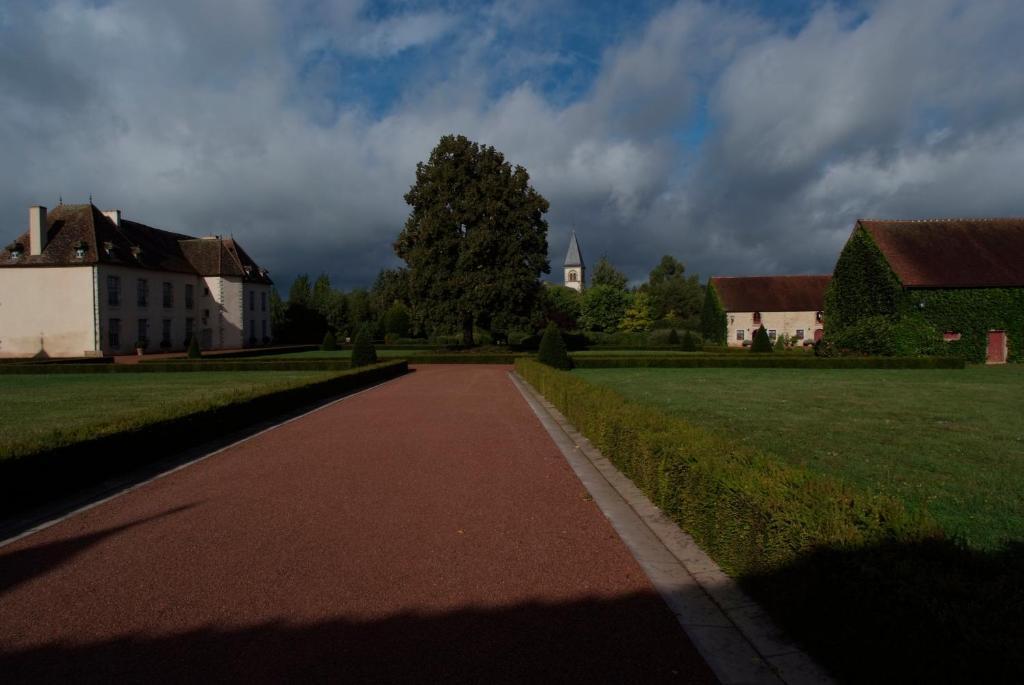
[710,275,831,312]
[564,230,583,267]
[858,219,1024,288]
[1,204,272,284]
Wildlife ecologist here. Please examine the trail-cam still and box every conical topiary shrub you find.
[680,330,698,351]
[351,325,378,367]
[667,328,680,345]
[187,335,201,359]
[751,325,774,353]
[537,322,573,370]
[321,330,337,351]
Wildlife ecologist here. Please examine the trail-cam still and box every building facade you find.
[0,204,273,358]
[710,275,830,347]
[829,218,1024,363]
[564,230,584,291]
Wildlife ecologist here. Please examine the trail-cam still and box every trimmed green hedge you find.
[516,359,1021,681]
[0,360,355,373]
[0,360,407,515]
[569,355,965,369]
[516,358,929,571]
[410,354,523,364]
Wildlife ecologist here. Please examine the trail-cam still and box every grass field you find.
[576,365,1024,550]
[0,371,345,460]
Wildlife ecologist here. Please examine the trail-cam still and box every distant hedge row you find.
[569,355,965,369]
[0,360,355,374]
[410,354,524,364]
[515,359,1020,681]
[0,360,408,515]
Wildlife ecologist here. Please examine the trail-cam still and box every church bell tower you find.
[563,230,584,292]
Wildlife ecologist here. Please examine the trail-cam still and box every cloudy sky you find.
[3,0,1023,291]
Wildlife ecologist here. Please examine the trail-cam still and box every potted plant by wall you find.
[134,339,148,356]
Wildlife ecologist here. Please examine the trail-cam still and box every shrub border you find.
[570,355,965,369]
[515,358,1020,682]
[0,360,407,515]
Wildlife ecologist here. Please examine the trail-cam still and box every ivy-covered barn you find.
[825,219,1024,362]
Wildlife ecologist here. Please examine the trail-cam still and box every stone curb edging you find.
[510,371,834,685]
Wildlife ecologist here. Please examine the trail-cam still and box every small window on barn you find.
[795,329,804,340]
[816,311,824,323]
[768,329,777,340]
[753,312,762,325]
[736,330,745,341]
[943,331,962,342]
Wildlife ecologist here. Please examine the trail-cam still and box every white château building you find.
[0,203,273,358]
[564,230,585,291]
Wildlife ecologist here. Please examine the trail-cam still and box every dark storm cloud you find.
[2,0,1023,291]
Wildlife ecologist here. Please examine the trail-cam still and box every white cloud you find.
[2,0,1024,290]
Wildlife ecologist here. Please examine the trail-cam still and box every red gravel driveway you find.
[0,365,715,683]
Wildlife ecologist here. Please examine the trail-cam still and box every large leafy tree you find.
[642,255,703,320]
[539,284,582,330]
[620,291,653,332]
[580,284,630,332]
[592,257,629,290]
[395,134,550,345]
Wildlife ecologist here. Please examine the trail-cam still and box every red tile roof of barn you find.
[858,219,1024,288]
[710,275,831,312]
[1,204,271,284]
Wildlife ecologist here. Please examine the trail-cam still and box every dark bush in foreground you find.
[667,328,680,345]
[187,336,201,359]
[351,325,378,367]
[538,323,573,370]
[321,331,337,352]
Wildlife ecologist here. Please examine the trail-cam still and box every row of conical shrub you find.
[321,326,377,367]
[538,322,573,369]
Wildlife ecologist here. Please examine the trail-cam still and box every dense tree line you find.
[541,254,705,337]
[271,270,415,344]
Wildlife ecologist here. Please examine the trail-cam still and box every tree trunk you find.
[462,315,475,347]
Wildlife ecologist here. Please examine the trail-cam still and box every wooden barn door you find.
[987,330,1007,364]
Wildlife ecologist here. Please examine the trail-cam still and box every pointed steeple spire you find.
[564,230,583,268]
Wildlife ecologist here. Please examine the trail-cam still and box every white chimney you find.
[29,206,47,255]
[102,209,121,227]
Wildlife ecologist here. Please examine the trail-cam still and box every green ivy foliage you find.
[700,284,727,344]
[831,315,944,357]
[915,288,1023,362]
[825,227,906,331]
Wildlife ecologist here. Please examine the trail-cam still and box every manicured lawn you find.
[576,365,1024,550]
[0,371,344,460]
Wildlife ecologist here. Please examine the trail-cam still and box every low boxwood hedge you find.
[0,360,355,374]
[515,358,1020,681]
[410,354,523,364]
[0,360,407,516]
[570,355,964,369]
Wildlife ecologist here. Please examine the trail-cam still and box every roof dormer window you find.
[73,240,88,259]
[103,241,114,256]
[6,241,24,260]
[130,245,143,260]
